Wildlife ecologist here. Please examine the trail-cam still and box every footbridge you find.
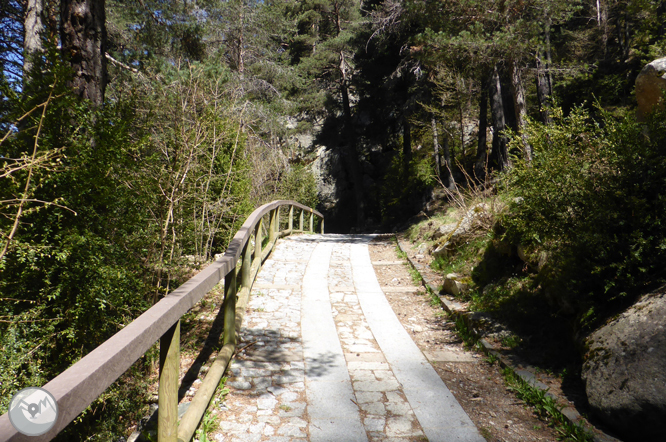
[0,201,484,442]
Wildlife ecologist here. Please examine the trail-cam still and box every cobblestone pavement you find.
[208,234,482,442]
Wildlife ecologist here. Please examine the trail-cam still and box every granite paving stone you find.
[206,234,482,442]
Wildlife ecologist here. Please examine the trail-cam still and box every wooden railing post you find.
[254,218,263,262]
[158,320,180,442]
[276,206,281,234]
[289,205,294,231]
[321,217,325,233]
[241,241,251,291]
[222,268,237,348]
[269,209,276,244]
[299,209,304,231]
[309,211,314,232]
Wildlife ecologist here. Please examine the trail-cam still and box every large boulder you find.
[582,290,666,441]
[636,57,666,121]
[311,146,348,211]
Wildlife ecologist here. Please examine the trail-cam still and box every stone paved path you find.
[210,234,484,442]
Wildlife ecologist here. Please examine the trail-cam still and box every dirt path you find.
[369,238,562,441]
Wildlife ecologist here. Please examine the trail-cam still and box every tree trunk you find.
[535,52,552,125]
[402,116,412,177]
[339,51,365,229]
[24,0,45,78]
[60,0,107,106]
[237,3,245,74]
[431,116,441,178]
[544,15,553,95]
[510,61,532,162]
[489,65,510,171]
[475,79,489,180]
[432,116,454,189]
[600,0,609,58]
[441,130,453,188]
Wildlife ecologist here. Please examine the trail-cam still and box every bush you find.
[501,105,666,329]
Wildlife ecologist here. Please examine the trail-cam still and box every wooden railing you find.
[0,200,324,442]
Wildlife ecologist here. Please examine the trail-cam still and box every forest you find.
[1,0,666,440]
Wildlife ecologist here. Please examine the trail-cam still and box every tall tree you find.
[510,61,531,161]
[489,64,510,171]
[61,0,107,105]
[289,0,367,228]
[23,0,44,77]
[475,76,489,180]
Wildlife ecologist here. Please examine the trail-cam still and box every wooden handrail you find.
[0,200,323,442]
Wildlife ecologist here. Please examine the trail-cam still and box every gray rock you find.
[442,273,468,296]
[636,57,666,121]
[311,146,349,215]
[582,290,666,441]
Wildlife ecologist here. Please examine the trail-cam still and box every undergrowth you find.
[502,368,594,442]
[447,308,593,442]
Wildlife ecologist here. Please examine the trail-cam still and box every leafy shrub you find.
[0,54,150,416]
[501,105,666,329]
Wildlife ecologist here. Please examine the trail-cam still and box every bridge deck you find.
[208,234,484,442]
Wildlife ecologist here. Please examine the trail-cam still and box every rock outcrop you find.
[311,146,350,228]
[582,289,666,441]
[636,57,666,121]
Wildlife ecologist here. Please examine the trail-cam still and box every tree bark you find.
[60,0,107,106]
[475,78,489,180]
[234,2,245,74]
[441,129,453,188]
[24,0,45,78]
[402,116,412,177]
[544,15,553,95]
[510,61,532,162]
[535,52,552,125]
[489,65,510,171]
[432,116,454,189]
[431,115,441,178]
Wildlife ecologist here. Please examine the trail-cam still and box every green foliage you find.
[454,315,478,350]
[275,164,319,210]
[502,368,593,441]
[431,235,491,278]
[0,51,158,442]
[502,105,666,328]
[0,38,316,442]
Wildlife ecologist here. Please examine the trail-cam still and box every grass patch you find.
[431,234,492,278]
[453,315,478,350]
[502,368,594,442]
[196,410,219,442]
[468,275,533,312]
[406,207,460,243]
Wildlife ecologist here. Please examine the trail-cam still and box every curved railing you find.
[0,200,324,442]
